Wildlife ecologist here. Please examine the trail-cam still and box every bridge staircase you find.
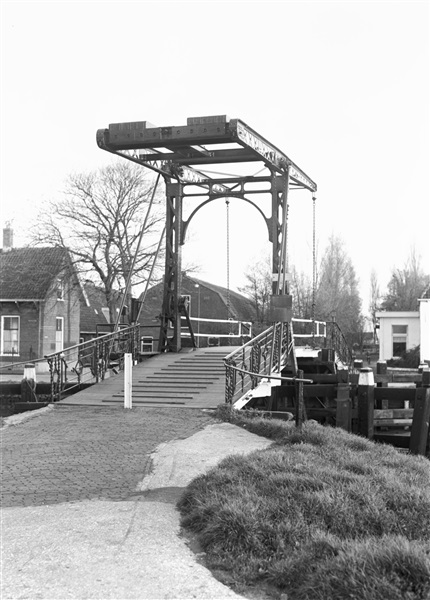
[57,347,236,409]
[224,319,354,413]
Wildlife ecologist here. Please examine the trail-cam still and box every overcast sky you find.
[1,0,429,316]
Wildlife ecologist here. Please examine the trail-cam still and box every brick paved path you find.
[1,406,213,507]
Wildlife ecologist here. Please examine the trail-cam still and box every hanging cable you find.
[312,195,317,343]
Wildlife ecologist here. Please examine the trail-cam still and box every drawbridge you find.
[2,116,356,421]
[94,115,356,414]
[96,115,317,358]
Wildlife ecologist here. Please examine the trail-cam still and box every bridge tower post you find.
[271,171,290,295]
[158,180,184,353]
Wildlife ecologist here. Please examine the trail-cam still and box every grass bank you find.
[178,407,430,600]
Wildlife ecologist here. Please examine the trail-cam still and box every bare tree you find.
[239,255,272,328]
[317,235,363,345]
[381,247,430,311]
[369,269,381,343]
[290,266,314,320]
[32,162,164,322]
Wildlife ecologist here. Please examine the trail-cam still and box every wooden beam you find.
[409,388,430,455]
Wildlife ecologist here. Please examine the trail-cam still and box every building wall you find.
[376,312,420,361]
[0,278,81,364]
[0,302,40,362]
[419,299,430,364]
[41,279,81,356]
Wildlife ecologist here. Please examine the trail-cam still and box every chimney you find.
[3,223,13,252]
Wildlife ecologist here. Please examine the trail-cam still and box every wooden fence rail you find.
[354,369,430,455]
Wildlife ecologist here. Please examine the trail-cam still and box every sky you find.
[1,0,429,319]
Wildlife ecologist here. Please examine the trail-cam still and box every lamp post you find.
[194,284,201,348]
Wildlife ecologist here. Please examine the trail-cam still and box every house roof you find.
[0,247,72,300]
[80,282,111,332]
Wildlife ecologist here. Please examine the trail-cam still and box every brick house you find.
[0,246,82,365]
[79,281,111,342]
[138,275,256,349]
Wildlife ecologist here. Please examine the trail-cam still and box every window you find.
[1,316,20,355]
[55,317,64,352]
[141,336,154,354]
[392,324,407,357]
[56,278,64,300]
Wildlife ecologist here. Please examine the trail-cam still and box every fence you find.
[269,366,430,456]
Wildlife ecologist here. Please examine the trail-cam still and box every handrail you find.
[0,326,138,372]
[326,321,354,367]
[224,322,292,404]
[224,324,273,361]
[226,364,313,384]
[45,325,140,402]
[223,318,354,405]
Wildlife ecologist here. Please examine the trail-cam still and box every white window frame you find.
[1,315,20,356]
[392,324,408,357]
[56,278,64,301]
[55,317,64,352]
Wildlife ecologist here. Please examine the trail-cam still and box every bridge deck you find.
[57,347,237,409]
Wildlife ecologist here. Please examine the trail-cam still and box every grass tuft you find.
[178,406,430,599]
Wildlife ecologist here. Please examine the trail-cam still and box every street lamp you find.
[194,283,201,348]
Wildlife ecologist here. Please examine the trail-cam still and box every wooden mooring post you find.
[295,369,306,428]
[409,370,430,455]
[336,383,351,432]
[357,368,375,440]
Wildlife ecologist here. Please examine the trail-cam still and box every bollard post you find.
[336,383,352,431]
[124,353,132,409]
[376,361,388,408]
[354,359,363,372]
[295,369,306,428]
[410,372,430,455]
[357,368,375,439]
[21,363,36,402]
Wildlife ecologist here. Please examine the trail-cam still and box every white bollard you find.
[23,363,36,382]
[124,353,132,409]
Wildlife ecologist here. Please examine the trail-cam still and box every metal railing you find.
[180,316,253,344]
[325,320,354,367]
[223,318,354,405]
[40,325,140,402]
[291,318,326,341]
[224,322,293,405]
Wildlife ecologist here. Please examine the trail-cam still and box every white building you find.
[376,288,430,364]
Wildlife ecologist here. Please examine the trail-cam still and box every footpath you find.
[1,404,272,600]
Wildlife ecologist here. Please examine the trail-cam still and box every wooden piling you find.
[357,368,375,439]
[336,383,351,431]
[295,369,306,428]
[409,377,430,455]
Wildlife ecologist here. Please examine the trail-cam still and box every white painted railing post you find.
[124,353,132,409]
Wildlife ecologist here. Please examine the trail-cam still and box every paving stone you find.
[1,407,213,507]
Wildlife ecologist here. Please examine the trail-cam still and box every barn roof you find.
[192,278,255,322]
